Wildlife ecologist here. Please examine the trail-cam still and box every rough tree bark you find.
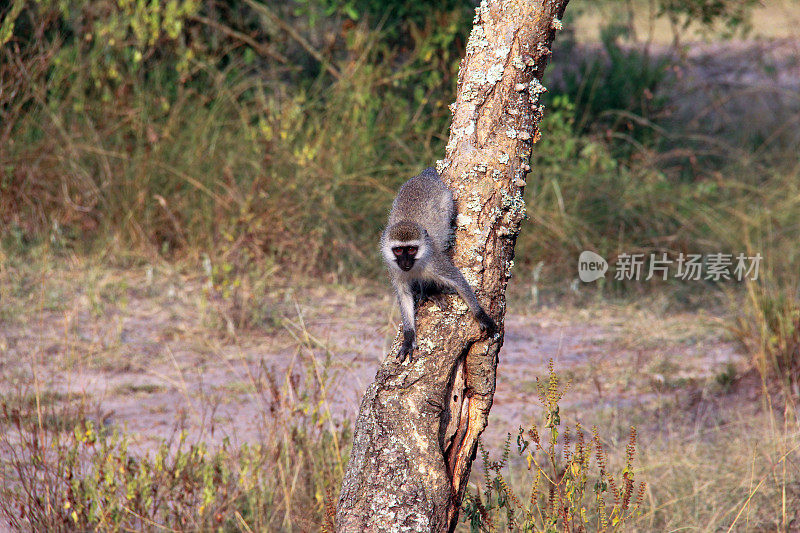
[336,1,570,531]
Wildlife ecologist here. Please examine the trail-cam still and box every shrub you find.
[462,361,645,532]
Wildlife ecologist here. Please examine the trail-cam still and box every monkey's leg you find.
[417,280,452,312]
[430,259,497,336]
[428,292,451,312]
[395,282,417,362]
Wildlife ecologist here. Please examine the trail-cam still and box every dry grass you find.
[632,394,800,531]
[464,364,800,532]
[3,251,798,530]
[0,249,358,530]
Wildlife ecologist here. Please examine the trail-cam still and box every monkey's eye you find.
[392,248,403,257]
[407,246,418,256]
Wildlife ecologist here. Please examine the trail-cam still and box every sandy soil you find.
[572,0,800,44]
[0,261,748,452]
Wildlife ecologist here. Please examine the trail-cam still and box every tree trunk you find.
[336,1,570,531]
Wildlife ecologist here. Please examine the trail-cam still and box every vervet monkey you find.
[380,167,497,362]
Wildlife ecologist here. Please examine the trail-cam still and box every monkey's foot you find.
[476,309,498,337]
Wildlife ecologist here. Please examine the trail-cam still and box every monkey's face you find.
[392,245,418,271]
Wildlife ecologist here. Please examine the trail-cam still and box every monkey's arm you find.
[395,280,417,362]
[428,257,497,336]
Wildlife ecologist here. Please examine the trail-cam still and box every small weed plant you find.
[462,361,645,532]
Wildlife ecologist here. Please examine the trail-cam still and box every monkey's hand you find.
[398,329,416,362]
[476,309,498,337]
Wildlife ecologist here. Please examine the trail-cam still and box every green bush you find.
[0,0,773,285]
[0,2,452,273]
[517,96,702,278]
[550,24,670,150]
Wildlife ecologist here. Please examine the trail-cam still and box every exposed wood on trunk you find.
[336,1,570,531]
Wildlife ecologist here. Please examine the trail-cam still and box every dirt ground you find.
[0,258,750,454]
[572,0,800,44]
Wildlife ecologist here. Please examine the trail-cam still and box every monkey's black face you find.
[392,246,418,271]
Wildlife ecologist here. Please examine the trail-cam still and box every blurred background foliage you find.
[1,0,797,333]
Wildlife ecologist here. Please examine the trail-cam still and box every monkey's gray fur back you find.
[387,167,454,252]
